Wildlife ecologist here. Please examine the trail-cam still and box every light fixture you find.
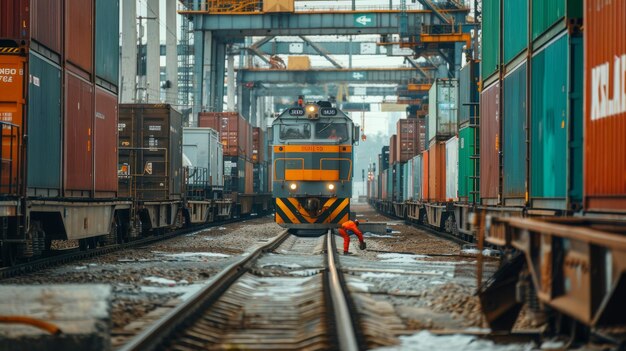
[289,183,297,190]
[328,184,335,191]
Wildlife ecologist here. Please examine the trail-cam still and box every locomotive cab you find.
[271,100,357,229]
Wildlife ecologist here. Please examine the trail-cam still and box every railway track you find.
[119,230,365,351]
[0,217,249,280]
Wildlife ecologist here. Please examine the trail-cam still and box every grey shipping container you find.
[183,127,224,189]
[428,79,459,142]
[27,53,62,196]
[118,104,183,200]
[95,0,120,87]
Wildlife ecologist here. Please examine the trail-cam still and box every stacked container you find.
[388,134,397,168]
[428,79,459,143]
[583,0,626,213]
[445,137,458,201]
[396,118,426,162]
[428,142,447,202]
[118,104,183,200]
[0,0,120,199]
[458,61,480,204]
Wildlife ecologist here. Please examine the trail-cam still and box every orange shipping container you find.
[389,134,397,167]
[0,54,25,194]
[428,141,446,202]
[584,0,626,213]
[422,151,429,201]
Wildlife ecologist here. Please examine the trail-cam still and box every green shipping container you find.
[481,0,500,80]
[504,0,528,63]
[458,126,478,203]
[532,0,582,41]
[95,0,120,86]
[27,53,62,193]
[503,62,527,205]
[530,33,583,209]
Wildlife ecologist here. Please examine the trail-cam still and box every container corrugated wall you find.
[480,83,500,204]
[445,137,459,201]
[422,151,429,200]
[458,126,477,203]
[428,141,446,202]
[0,54,25,193]
[412,154,422,201]
[94,86,118,195]
[459,62,480,126]
[0,0,29,40]
[428,79,459,142]
[583,0,626,213]
[503,61,527,205]
[530,33,583,210]
[532,0,582,41]
[482,0,500,80]
[394,162,403,202]
[95,0,119,87]
[31,0,62,54]
[64,72,94,193]
[65,0,94,76]
[504,0,528,63]
[26,53,62,194]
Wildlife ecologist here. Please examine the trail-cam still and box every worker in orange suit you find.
[338,219,366,255]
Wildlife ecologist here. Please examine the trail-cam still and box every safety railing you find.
[0,122,21,196]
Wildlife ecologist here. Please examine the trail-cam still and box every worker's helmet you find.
[354,219,360,226]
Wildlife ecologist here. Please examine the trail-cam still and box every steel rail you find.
[326,230,360,351]
[0,216,253,279]
[119,229,291,351]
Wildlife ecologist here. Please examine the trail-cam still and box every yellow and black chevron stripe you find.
[275,197,350,226]
[0,47,21,54]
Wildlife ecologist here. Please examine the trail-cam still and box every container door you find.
[0,54,25,194]
[65,72,94,193]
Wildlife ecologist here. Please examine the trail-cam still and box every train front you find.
[271,100,357,230]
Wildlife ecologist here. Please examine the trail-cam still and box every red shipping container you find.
[428,141,446,202]
[0,0,29,41]
[389,134,397,167]
[65,0,94,76]
[31,0,62,54]
[252,127,264,163]
[65,72,94,194]
[198,112,252,159]
[584,0,626,213]
[94,86,118,196]
[480,83,500,205]
[397,118,426,162]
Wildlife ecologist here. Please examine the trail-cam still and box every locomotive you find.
[271,100,358,230]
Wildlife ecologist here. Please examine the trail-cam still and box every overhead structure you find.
[238,68,433,84]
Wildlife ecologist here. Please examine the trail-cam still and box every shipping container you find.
[403,158,413,201]
[0,53,25,194]
[458,126,477,203]
[381,169,388,201]
[0,0,29,40]
[411,154,423,201]
[119,104,183,200]
[504,0,528,63]
[503,61,527,205]
[445,137,459,201]
[252,127,265,163]
[183,127,224,189]
[459,61,480,126]
[95,0,120,87]
[198,112,251,159]
[428,141,446,202]
[480,83,500,204]
[26,53,62,195]
[482,0,500,80]
[530,33,583,210]
[397,118,426,162]
[380,146,390,171]
[253,162,268,193]
[393,162,403,202]
[532,0,582,41]
[65,0,94,76]
[389,135,397,167]
[422,151,429,201]
[583,0,626,213]
[31,0,62,54]
[223,156,253,195]
[94,86,118,196]
[64,72,94,194]
[428,79,459,142]
[386,167,393,201]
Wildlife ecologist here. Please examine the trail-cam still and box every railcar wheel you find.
[1,243,15,267]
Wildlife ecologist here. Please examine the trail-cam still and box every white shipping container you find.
[428,79,459,142]
[403,159,414,201]
[445,136,459,201]
[412,154,423,201]
[183,127,224,188]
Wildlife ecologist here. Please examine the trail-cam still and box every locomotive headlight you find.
[328,184,335,191]
[304,104,319,119]
[289,183,298,190]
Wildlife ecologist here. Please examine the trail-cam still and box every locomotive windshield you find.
[279,124,311,140]
[315,123,348,142]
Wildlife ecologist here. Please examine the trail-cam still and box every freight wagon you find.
[369,0,626,338]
